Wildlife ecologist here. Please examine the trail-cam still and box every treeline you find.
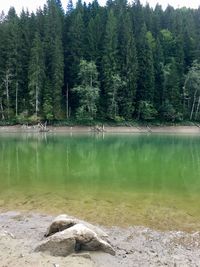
[0,0,200,123]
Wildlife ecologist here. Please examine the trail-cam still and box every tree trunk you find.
[16,81,18,117]
[195,96,200,120]
[66,83,69,119]
[190,89,197,120]
[36,84,39,117]
[5,71,10,119]
[3,69,13,119]
[0,97,5,120]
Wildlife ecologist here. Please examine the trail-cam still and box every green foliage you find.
[159,101,183,122]
[0,0,199,123]
[117,12,138,119]
[184,61,200,120]
[42,80,54,120]
[136,24,155,106]
[107,74,126,120]
[72,60,99,120]
[138,101,157,121]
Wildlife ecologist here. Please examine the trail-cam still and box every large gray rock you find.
[35,230,76,256]
[65,223,115,255]
[45,214,108,239]
[45,215,76,237]
[36,222,115,256]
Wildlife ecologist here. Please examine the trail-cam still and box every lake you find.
[0,133,200,231]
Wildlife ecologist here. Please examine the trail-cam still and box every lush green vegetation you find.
[0,0,200,124]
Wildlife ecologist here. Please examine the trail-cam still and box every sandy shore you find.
[0,125,200,134]
[0,211,200,266]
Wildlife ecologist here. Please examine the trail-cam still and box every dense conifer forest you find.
[0,0,200,124]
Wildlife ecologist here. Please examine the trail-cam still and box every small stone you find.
[72,252,91,259]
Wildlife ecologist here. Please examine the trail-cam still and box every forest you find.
[0,0,200,124]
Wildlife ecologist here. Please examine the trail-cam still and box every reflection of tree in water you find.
[1,134,200,229]
[1,134,200,198]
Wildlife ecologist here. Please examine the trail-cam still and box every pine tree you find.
[17,9,33,115]
[2,7,19,118]
[136,24,155,111]
[86,13,103,61]
[28,32,45,117]
[52,36,64,119]
[65,4,85,87]
[102,9,119,119]
[66,0,74,14]
[117,12,138,119]
[44,0,64,120]
[153,38,165,110]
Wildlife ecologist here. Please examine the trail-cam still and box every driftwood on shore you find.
[21,122,49,132]
[38,122,49,132]
[90,125,105,133]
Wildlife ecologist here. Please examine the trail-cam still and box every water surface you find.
[1,133,200,231]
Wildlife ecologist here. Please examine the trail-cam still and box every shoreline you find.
[0,125,200,134]
[0,211,200,266]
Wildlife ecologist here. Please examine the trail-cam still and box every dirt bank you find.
[0,211,200,266]
[0,125,200,134]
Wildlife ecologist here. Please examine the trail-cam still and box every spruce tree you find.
[136,24,155,111]
[28,32,45,117]
[153,38,165,110]
[117,12,138,119]
[52,36,64,119]
[44,0,64,120]
[3,7,19,118]
[102,9,119,119]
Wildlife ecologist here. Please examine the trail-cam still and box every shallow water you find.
[0,133,200,231]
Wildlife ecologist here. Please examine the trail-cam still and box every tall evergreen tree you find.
[102,9,119,119]
[153,38,164,110]
[117,12,138,119]
[43,0,64,119]
[52,36,64,118]
[28,32,45,117]
[2,7,19,118]
[136,24,155,111]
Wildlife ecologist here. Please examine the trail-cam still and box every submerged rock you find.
[36,215,115,256]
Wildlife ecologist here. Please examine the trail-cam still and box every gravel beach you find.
[0,211,200,267]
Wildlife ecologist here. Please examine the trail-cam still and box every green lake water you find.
[1,133,200,231]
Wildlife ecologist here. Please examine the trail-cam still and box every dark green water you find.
[1,133,200,231]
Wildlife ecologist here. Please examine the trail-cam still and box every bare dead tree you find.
[66,83,69,119]
[2,69,13,119]
[16,81,18,117]
[190,89,197,121]
[195,96,200,120]
[0,97,5,120]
